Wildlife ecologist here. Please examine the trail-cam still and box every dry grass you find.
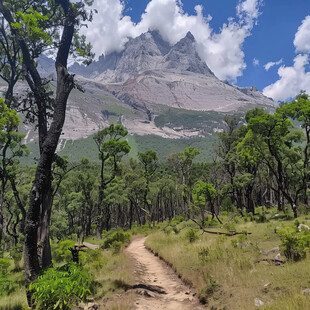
[80,241,135,309]
[0,237,135,310]
[145,215,310,309]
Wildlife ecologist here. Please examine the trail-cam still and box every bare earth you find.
[125,237,206,310]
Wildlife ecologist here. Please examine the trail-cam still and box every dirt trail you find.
[125,237,205,310]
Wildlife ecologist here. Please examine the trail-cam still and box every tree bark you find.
[22,1,76,306]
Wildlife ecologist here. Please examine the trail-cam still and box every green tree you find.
[94,124,130,233]
[138,150,158,223]
[0,0,94,304]
[169,147,200,219]
[245,109,302,217]
[192,181,221,225]
[279,92,310,204]
[0,98,28,244]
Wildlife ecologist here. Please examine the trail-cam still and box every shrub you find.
[0,258,10,275]
[254,207,268,223]
[198,246,210,263]
[185,228,198,243]
[224,222,236,232]
[102,231,131,249]
[110,241,122,254]
[9,244,23,270]
[199,277,221,303]
[53,240,75,263]
[0,275,18,296]
[170,214,186,225]
[30,263,93,310]
[278,227,310,261]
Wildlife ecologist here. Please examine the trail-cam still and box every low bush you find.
[277,227,310,261]
[9,244,23,271]
[0,275,17,296]
[30,263,93,310]
[52,240,75,263]
[185,228,199,243]
[102,231,131,249]
[110,241,122,254]
[0,258,10,275]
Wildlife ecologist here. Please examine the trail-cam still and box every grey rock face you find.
[70,30,215,82]
[70,51,123,78]
[160,32,214,76]
[34,30,274,142]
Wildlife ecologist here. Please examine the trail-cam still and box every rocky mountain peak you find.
[161,31,214,76]
[69,30,216,81]
[148,30,171,55]
[185,31,195,41]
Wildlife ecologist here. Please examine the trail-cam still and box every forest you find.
[1,0,310,309]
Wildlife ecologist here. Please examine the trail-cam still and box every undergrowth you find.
[145,208,310,309]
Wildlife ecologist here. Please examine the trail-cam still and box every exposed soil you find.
[125,236,206,310]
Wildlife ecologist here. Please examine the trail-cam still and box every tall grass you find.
[145,214,310,309]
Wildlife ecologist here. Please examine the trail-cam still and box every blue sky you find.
[83,0,310,101]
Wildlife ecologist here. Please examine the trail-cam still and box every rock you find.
[298,224,310,231]
[263,282,271,293]
[262,247,280,255]
[275,253,281,260]
[254,298,264,307]
[84,302,100,310]
[302,288,310,295]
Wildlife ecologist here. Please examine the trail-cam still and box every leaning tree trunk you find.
[23,2,76,303]
[24,63,74,305]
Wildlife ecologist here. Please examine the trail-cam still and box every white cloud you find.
[237,0,262,25]
[253,58,259,66]
[263,15,310,101]
[263,54,310,101]
[294,15,310,53]
[264,59,283,71]
[82,0,262,82]
[81,0,141,55]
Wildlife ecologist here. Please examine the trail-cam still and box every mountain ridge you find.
[18,29,276,163]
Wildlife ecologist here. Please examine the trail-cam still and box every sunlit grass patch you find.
[146,214,310,309]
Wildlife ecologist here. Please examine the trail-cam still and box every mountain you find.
[70,30,273,114]
[21,30,274,163]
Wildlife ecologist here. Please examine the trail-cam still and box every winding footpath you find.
[125,237,206,310]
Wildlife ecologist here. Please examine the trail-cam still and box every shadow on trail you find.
[113,279,167,295]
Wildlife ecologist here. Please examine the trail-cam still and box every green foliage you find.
[154,108,224,131]
[0,275,17,296]
[192,181,216,210]
[12,9,51,44]
[52,240,75,263]
[30,263,93,310]
[110,241,123,254]
[277,227,310,261]
[200,277,221,303]
[185,228,199,243]
[198,246,210,263]
[0,258,10,275]
[9,244,23,270]
[138,150,158,179]
[254,206,269,223]
[130,222,154,235]
[102,231,131,249]
[0,256,18,297]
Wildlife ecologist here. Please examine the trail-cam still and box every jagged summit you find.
[148,30,171,55]
[160,31,214,76]
[35,29,275,144]
[70,30,214,82]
